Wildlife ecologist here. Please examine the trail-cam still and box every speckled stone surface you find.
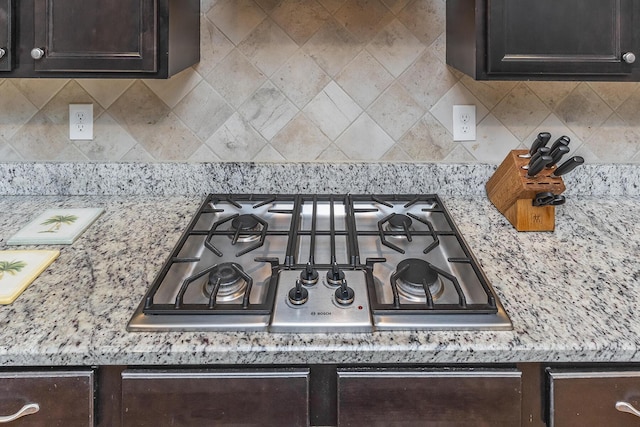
[0,194,638,366]
[1,162,639,196]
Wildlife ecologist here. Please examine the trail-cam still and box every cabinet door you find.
[121,368,310,427]
[548,370,640,426]
[337,368,522,427]
[487,0,636,75]
[0,370,94,427]
[32,0,157,72]
[0,0,11,71]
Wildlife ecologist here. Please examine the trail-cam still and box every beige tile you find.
[206,113,267,160]
[120,145,156,162]
[195,15,235,77]
[443,144,475,162]
[522,114,584,154]
[571,143,602,164]
[526,81,578,110]
[252,144,286,161]
[382,0,411,14]
[207,49,266,107]
[367,19,425,77]
[381,145,412,161]
[335,113,394,160]
[555,83,613,141]
[316,144,349,161]
[398,48,457,110]
[54,144,90,162]
[431,32,447,63]
[174,81,234,140]
[335,51,394,108]
[304,81,362,140]
[492,83,550,141]
[398,113,455,161]
[144,68,203,108]
[462,113,519,163]
[272,50,331,108]
[270,0,331,45]
[187,144,221,162]
[588,82,639,111]
[255,0,282,12]
[238,18,299,76]
[334,0,393,43]
[201,0,220,14]
[615,85,640,127]
[0,139,23,161]
[430,82,489,134]
[75,112,137,161]
[13,79,68,109]
[459,76,517,109]
[397,0,445,45]
[238,81,299,140]
[0,81,38,140]
[76,79,134,109]
[207,0,266,45]
[303,18,363,77]
[271,113,331,160]
[10,112,70,161]
[317,0,345,13]
[367,83,425,140]
[41,81,104,128]
[583,114,640,163]
[108,82,200,161]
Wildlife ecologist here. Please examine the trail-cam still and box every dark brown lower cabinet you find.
[121,368,310,427]
[337,368,522,427]
[0,370,94,427]
[547,369,640,427]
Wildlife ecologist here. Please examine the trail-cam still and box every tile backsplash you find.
[1,0,640,163]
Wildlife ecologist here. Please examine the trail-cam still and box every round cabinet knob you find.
[30,48,45,60]
[623,52,636,64]
[0,48,5,59]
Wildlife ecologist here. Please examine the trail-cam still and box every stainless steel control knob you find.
[0,48,5,59]
[623,52,636,64]
[30,48,45,60]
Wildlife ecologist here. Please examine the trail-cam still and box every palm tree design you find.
[39,215,79,233]
[0,260,27,280]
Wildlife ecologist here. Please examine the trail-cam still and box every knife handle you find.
[551,156,584,177]
[549,135,570,153]
[527,155,553,177]
[529,132,551,156]
[547,144,570,168]
[526,147,551,169]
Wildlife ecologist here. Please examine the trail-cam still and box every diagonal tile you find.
[335,51,394,109]
[270,0,331,45]
[304,81,362,140]
[462,113,520,163]
[255,0,282,13]
[335,113,394,160]
[75,112,137,161]
[272,50,331,108]
[381,145,412,161]
[195,15,235,77]
[367,19,425,77]
[201,0,219,15]
[54,143,90,162]
[303,18,363,77]
[382,0,411,14]
[10,112,70,161]
[41,81,105,129]
[0,80,38,140]
[238,18,299,76]
[120,145,155,162]
[397,0,445,45]
[271,113,331,160]
[238,81,299,140]
[443,144,476,162]
[317,0,346,13]
[252,144,286,161]
[367,83,425,140]
[523,114,584,154]
[76,79,134,109]
[208,0,267,45]
[0,138,23,161]
[398,48,458,110]
[144,68,203,108]
[13,79,68,109]
[614,85,640,127]
[334,0,393,43]
[207,49,266,107]
[430,82,489,134]
[187,144,221,162]
[316,144,349,161]
[205,112,267,160]
[588,82,639,111]
[398,113,455,161]
[459,76,517,109]
[583,114,640,163]
[555,83,613,141]
[492,83,550,141]
[526,81,578,110]
[174,80,234,141]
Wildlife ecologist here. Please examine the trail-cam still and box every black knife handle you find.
[527,147,551,168]
[549,135,570,153]
[547,144,570,168]
[527,155,553,177]
[552,156,584,177]
[529,132,552,156]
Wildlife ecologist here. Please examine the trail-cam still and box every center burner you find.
[385,214,413,233]
[229,214,262,243]
[203,262,247,302]
[394,258,444,302]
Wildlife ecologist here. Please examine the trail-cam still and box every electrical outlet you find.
[69,104,93,140]
[453,105,476,141]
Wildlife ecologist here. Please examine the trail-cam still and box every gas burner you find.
[394,258,444,302]
[229,214,261,242]
[203,262,247,301]
[384,214,413,235]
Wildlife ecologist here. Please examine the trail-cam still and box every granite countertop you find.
[1,193,638,366]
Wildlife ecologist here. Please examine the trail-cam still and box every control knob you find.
[288,279,308,305]
[299,262,319,286]
[326,262,345,286]
[335,280,355,306]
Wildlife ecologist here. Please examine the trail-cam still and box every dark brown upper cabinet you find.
[447,0,640,81]
[0,0,12,72]
[1,0,199,78]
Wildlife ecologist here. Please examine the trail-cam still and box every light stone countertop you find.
[0,194,638,366]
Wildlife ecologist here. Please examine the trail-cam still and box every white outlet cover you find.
[453,105,476,141]
[69,104,94,140]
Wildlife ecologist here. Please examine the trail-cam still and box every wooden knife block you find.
[486,150,565,232]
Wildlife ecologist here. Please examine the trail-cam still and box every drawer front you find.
[548,370,640,427]
[121,368,310,427]
[0,370,94,427]
[337,369,522,427]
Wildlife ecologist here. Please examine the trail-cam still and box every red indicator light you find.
[358,305,363,310]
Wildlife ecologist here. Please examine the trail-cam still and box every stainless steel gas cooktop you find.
[128,194,511,332]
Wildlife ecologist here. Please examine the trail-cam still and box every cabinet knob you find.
[0,403,40,423]
[616,401,640,418]
[623,52,636,64]
[30,48,45,60]
[0,48,5,59]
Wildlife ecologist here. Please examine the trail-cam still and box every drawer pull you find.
[0,403,40,423]
[616,401,640,418]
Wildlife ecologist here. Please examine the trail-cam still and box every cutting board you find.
[0,250,59,304]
